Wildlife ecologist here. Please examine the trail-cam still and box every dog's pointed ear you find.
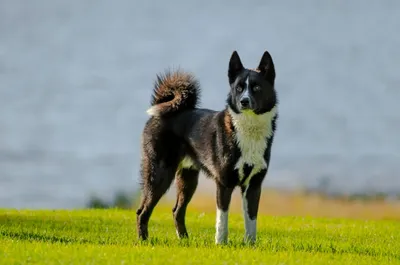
[228,51,244,84]
[257,51,276,85]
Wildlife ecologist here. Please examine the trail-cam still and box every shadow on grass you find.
[1,230,99,245]
[0,214,135,245]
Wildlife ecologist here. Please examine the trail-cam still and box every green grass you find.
[1,207,399,264]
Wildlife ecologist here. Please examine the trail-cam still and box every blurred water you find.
[1,0,400,208]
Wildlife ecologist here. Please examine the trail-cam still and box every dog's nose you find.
[240,98,250,107]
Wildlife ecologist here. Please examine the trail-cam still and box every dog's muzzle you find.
[240,97,250,109]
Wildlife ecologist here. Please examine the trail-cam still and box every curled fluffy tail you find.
[146,70,200,117]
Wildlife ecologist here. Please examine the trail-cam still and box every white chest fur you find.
[228,106,277,187]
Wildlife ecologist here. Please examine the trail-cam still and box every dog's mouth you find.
[239,108,257,115]
[240,105,251,110]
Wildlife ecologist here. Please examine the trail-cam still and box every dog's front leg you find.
[215,182,234,245]
[241,180,262,244]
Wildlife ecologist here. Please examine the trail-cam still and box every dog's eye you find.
[236,86,243,92]
[253,86,261,92]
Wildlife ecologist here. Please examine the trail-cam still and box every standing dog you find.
[136,50,278,244]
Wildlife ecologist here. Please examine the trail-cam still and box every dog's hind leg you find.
[136,158,178,241]
[172,168,199,239]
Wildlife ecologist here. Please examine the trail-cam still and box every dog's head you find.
[227,51,277,115]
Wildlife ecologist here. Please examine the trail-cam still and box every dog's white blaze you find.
[215,208,229,244]
[242,188,257,242]
[241,76,250,99]
[245,76,250,87]
[228,106,278,187]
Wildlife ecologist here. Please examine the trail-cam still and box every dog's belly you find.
[179,156,197,170]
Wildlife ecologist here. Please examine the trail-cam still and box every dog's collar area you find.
[227,106,277,143]
[227,106,277,127]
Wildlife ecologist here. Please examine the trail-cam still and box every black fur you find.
[136,51,278,244]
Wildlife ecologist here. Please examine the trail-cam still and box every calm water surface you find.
[0,0,399,208]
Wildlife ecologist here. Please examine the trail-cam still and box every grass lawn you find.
[1,204,399,264]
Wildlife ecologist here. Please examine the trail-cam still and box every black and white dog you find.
[136,50,278,244]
